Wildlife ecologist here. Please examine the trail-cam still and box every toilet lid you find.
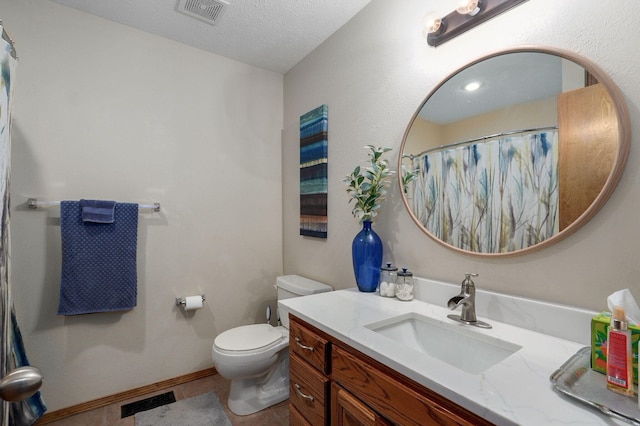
[215,324,283,351]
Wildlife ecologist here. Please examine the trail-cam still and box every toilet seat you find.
[214,324,284,352]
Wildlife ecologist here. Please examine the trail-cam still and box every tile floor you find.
[40,374,290,425]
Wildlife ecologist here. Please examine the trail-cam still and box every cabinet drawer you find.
[290,353,330,426]
[291,404,313,426]
[290,316,330,373]
[332,346,492,426]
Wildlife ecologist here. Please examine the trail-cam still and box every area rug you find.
[134,391,231,426]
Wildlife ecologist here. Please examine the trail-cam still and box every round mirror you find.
[399,46,630,256]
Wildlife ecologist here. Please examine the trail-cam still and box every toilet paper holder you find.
[175,294,206,307]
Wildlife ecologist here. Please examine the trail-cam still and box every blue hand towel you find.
[80,199,115,223]
[58,201,138,315]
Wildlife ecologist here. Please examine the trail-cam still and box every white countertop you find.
[278,277,630,425]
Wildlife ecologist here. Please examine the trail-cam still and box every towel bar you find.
[27,198,161,212]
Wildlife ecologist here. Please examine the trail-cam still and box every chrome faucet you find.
[447,273,491,329]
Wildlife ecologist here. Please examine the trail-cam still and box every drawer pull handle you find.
[295,337,315,351]
[294,383,315,402]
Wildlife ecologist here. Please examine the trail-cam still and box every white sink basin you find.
[365,312,522,374]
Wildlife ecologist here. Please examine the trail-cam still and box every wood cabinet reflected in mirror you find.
[558,83,618,231]
[399,47,630,257]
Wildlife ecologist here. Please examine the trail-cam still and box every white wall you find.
[283,0,640,310]
[4,0,283,411]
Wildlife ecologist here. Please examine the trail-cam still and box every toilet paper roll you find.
[184,296,203,311]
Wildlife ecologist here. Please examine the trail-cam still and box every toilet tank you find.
[276,275,332,329]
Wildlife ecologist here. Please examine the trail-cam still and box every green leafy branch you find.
[343,145,395,223]
[401,164,418,194]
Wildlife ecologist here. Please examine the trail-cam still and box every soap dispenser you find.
[606,306,634,396]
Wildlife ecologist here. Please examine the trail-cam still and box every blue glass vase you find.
[351,220,383,292]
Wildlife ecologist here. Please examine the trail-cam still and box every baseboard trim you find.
[35,367,217,424]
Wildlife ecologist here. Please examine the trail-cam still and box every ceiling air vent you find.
[176,0,229,26]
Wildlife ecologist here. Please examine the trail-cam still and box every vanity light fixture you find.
[425,0,528,47]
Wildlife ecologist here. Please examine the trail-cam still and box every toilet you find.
[212,275,332,415]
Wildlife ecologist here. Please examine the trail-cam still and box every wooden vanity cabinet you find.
[289,315,494,426]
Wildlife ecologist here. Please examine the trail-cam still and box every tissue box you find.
[591,311,639,384]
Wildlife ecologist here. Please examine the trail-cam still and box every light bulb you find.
[421,13,443,37]
[456,0,481,16]
[463,81,482,92]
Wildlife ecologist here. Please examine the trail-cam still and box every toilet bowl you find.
[212,275,332,416]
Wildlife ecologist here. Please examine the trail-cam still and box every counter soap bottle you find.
[606,306,634,396]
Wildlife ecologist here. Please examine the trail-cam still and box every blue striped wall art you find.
[300,105,328,238]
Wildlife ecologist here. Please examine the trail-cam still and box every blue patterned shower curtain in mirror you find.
[1,23,47,424]
[409,129,558,253]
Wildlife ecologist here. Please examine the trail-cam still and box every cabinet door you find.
[332,346,492,426]
[558,83,618,230]
[332,383,391,426]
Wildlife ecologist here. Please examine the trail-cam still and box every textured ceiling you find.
[49,0,371,74]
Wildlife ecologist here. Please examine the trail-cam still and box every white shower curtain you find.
[1,23,47,425]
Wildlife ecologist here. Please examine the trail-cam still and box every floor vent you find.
[176,0,229,25]
[120,391,176,418]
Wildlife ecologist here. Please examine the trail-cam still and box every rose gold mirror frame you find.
[398,46,631,257]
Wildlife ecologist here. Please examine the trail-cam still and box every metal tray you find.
[550,347,640,425]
